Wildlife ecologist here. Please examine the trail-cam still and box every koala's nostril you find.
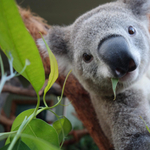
[115,59,137,78]
[115,68,126,78]
[128,59,137,72]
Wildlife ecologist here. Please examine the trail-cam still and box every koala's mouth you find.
[118,69,138,82]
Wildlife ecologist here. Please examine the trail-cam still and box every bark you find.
[19,6,114,150]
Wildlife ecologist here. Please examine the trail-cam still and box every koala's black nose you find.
[98,36,137,78]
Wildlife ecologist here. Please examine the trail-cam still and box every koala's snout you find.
[98,36,137,78]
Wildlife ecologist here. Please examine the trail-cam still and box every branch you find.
[2,85,37,97]
[0,109,15,132]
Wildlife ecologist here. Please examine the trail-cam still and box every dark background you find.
[16,0,112,25]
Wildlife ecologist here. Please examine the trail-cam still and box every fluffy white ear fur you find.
[37,37,49,58]
[55,55,72,75]
[119,0,150,17]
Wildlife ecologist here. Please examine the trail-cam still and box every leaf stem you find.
[43,93,48,107]
[8,116,28,150]
[8,52,13,75]
[0,54,4,76]
[59,70,72,102]
[0,131,17,141]
[0,54,16,93]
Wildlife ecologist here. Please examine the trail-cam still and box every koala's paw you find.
[124,133,150,150]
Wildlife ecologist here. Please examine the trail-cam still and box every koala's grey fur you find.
[37,0,150,149]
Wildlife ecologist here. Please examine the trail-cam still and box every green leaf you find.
[111,78,119,100]
[53,117,72,144]
[22,134,59,150]
[5,109,35,145]
[1,139,30,150]
[140,116,150,133]
[0,0,45,93]
[11,109,35,132]
[11,119,59,148]
[40,34,58,102]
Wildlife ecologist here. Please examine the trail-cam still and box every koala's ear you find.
[37,26,72,74]
[120,0,150,18]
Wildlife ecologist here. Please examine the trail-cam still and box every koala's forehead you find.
[73,4,130,32]
[75,10,136,37]
[72,10,136,52]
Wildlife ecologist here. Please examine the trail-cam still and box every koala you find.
[37,0,150,149]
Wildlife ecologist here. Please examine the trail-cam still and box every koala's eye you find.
[128,26,136,35]
[83,53,93,63]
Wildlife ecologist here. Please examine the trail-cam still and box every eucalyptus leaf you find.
[1,139,30,150]
[5,109,35,145]
[40,34,59,104]
[11,109,35,132]
[11,119,59,148]
[140,116,150,133]
[111,78,119,100]
[0,0,45,93]
[21,134,59,150]
[53,117,72,144]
